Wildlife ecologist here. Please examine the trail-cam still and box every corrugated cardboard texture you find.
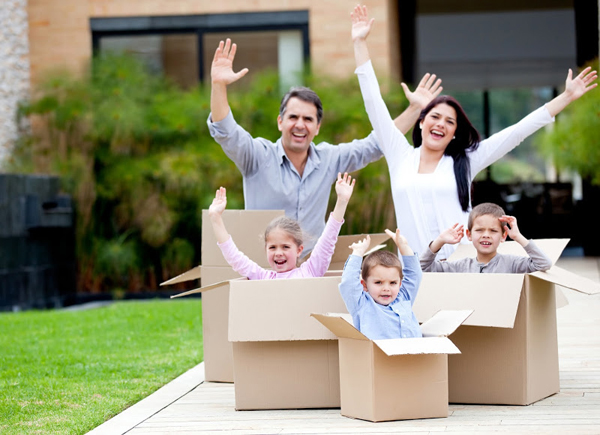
[339,339,448,422]
[232,340,340,410]
[228,276,347,342]
[201,267,241,383]
[201,209,284,268]
[414,273,524,328]
[447,277,559,405]
[326,233,390,270]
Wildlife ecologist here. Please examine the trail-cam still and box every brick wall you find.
[27,0,398,87]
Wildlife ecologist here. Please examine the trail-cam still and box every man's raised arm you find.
[210,38,249,122]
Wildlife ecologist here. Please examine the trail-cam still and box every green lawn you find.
[0,299,202,434]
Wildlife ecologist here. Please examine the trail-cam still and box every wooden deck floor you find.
[94,258,600,435]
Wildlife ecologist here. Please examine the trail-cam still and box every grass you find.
[0,299,203,434]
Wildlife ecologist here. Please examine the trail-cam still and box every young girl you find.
[208,172,355,279]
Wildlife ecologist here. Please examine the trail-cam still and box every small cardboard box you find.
[311,310,472,422]
[412,239,600,405]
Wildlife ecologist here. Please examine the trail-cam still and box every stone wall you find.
[0,0,30,167]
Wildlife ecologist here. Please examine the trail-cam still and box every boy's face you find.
[361,265,401,306]
[466,214,507,259]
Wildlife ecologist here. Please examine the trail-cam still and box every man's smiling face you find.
[277,97,321,157]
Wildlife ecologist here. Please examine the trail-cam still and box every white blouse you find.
[355,60,555,259]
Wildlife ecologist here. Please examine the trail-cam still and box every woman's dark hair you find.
[412,96,480,212]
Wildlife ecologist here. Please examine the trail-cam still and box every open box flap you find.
[310,313,369,341]
[413,273,525,328]
[160,266,202,286]
[304,233,390,265]
[374,336,460,356]
[530,266,600,295]
[228,276,348,342]
[201,209,284,268]
[448,239,569,266]
[420,310,473,338]
[169,278,240,299]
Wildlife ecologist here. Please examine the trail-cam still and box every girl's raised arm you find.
[332,172,356,223]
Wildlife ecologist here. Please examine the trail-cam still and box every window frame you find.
[90,10,310,83]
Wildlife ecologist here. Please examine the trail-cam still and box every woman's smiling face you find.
[419,103,458,154]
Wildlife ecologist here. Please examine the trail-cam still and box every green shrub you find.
[12,53,409,292]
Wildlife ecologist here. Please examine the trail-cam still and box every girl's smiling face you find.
[265,227,303,273]
[420,103,458,154]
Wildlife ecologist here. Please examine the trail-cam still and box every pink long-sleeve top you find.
[217,214,343,279]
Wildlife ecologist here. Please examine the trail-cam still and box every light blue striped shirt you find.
[207,111,382,255]
[339,254,423,340]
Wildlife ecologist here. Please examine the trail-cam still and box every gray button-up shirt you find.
[207,111,383,255]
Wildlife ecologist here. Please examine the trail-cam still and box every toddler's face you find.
[265,227,303,273]
[361,265,401,306]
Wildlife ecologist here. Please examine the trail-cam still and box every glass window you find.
[100,33,199,89]
[203,30,304,91]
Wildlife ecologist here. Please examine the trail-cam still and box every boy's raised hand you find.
[351,4,374,42]
[208,187,227,217]
[350,235,371,257]
[335,172,356,203]
[385,228,414,256]
[499,215,527,245]
[440,223,464,245]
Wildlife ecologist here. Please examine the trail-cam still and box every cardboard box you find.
[166,209,390,383]
[177,274,347,409]
[310,233,391,270]
[163,209,284,382]
[311,310,472,422]
[412,239,600,405]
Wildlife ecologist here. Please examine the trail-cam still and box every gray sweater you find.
[420,240,552,273]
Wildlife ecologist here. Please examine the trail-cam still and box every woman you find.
[351,5,598,259]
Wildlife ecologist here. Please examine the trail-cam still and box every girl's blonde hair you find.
[264,216,304,247]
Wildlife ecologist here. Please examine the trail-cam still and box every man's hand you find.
[211,39,249,86]
[401,73,443,111]
[350,235,371,257]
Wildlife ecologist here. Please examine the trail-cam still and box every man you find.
[208,38,442,255]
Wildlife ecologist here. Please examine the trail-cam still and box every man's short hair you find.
[361,250,403,280]
[468,202,507,231]
[279,87,323,124]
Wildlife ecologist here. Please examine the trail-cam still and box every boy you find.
[339,229,423,340]
[421,202,552,273]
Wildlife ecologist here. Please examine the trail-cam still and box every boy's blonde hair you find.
[264,216,304,247]
[468,202,507,231]
[361,250,403,280]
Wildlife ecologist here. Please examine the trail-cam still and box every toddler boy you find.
[421,202,552,273]
[339,229,423,340]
